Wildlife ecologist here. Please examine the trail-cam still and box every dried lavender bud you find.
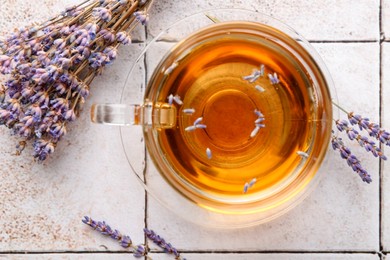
[0,0,153,162]
[116,31,132,45]
[82,216,152,259]
[331,135,372,183]
[144,228,183,259]
[268,72,280,85]
[92,7,112,22]
[134,11,149,25]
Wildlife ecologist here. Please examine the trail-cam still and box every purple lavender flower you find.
[243,68,262,83]
[331,135,372,183]
[98,29,116,43]
[88,52,108,68]
[0,0,152,161]
[348,113,370,130]
[63,109,76,121]
[85,23,99,40]
[82,216,149,258]
[144,228,181,258]
[133,245,147,258]
[49,122,67,140]
[347,113,390,146]
[134,11,149,25]
[33,139,56,161]
[116,31,132,45]
[92,7,112,22]
[335,119,387,160]
[103,46,117,64]
[268,72,280,85]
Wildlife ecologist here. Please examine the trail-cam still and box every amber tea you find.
[143,22,332,213]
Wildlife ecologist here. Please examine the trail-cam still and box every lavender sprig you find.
[335,119,387,160]
[331,135,372,183]
[348,112,390,146]
[144,228,184,259]
[82,216,185,260]
[0,0,153,162]
[82,216,149,259]
[332,101,389,183]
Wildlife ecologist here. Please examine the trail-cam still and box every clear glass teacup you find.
[91,9,334,228]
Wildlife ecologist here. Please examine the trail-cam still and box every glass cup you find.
[91,9,335,228]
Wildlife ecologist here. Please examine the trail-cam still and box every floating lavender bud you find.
[259,64,265,76]
[167,94,174,105]
[243,182,249,193]
[250,126,260,138]
[249,178,257,187]
[195,124,207,129]
[185,125,197,132]
[173,94,183,105]
[255,85,265,92]
[255,117,265,124]
[297,151,309,158]
[164,62,178,75]
[268,72,280,85]
[193,117,203,125]
[254,109,264,118]
[243,67,263,83]
[182,108,195,114]
[206,148,212,159]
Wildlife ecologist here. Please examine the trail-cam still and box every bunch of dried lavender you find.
[0,0,152,161]
[82,216,185,259]
[332,102,389,183]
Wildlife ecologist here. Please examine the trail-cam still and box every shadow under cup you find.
[142,21,333,217]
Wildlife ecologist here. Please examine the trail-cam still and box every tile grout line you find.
[379,0,384,257]
[0,251,381,255]
[143,25,149,252]
[309,40,378,43]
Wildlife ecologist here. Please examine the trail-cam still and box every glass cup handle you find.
[91,103,177,129]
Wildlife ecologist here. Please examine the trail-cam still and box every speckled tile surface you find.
[0,0,387,259]
[383,0,390,40]
[148,0,379,41]
[382,42,390,252]
[148,253,380,260]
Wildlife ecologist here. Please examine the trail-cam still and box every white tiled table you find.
[0,0,388,259]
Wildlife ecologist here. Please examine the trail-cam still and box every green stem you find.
[332,100,349,114]
[205,13,221,23]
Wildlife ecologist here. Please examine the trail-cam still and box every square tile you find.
[149,253,379,260]
[381,42,390,251]
[148,0,379,41]
[0,254,134,260]
[146,43,380,251]
[0,44,147,251]
[383,0,390,40]
[0,0,145,41]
